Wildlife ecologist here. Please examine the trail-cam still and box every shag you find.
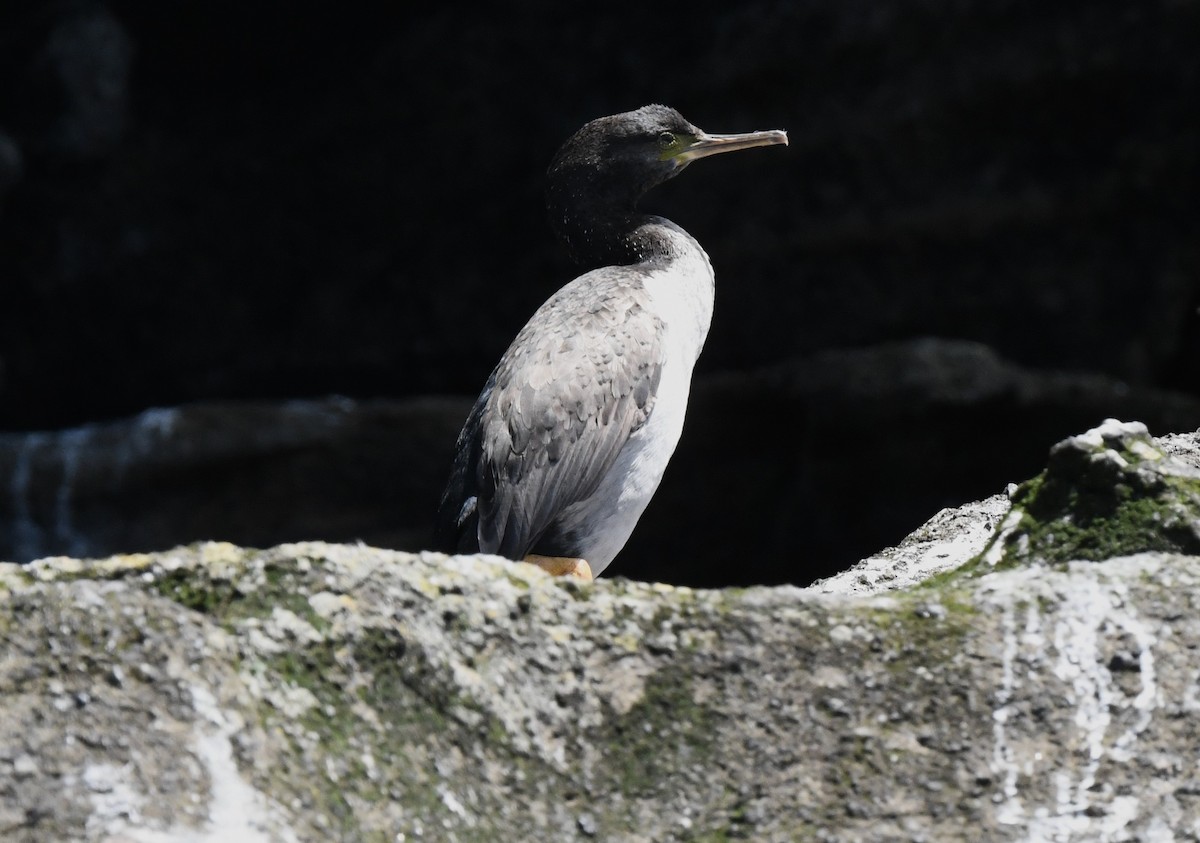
[434,105,786,580]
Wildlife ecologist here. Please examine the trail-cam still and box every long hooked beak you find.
[677,128,789,163]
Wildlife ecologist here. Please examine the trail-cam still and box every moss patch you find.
[983,463,1200,570]
[601,667,717,799]
[0,564,35,594]
[149,554,328,631]
[1015,473,1199,562]
[930,425,1200,579]
[868,589,978,672]
[150,566,240,615]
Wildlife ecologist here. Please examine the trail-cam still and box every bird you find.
[433,104,786,580]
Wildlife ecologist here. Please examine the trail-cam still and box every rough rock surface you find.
[2,421,1199,841]
[812,493,1013,596]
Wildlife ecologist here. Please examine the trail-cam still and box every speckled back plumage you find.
[435,268,665,560]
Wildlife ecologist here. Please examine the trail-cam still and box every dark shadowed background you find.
[1,1,1198,585]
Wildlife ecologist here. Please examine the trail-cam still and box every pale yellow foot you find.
[524,554,594,581]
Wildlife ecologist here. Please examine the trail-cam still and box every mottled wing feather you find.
[432,382,492,553]
[473,269,665,559]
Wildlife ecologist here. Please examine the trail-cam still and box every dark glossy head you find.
[547,104,787,216]
[544,105,787,266]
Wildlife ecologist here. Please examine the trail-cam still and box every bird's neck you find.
[552,205,703,271]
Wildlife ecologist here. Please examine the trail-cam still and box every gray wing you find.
[473,269,665,559]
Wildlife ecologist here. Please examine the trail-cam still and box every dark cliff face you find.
[1,2,1197,431]
[0,3,1197,584]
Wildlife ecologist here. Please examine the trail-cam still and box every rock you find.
[978,419,1200,570]
[811,493,1013,596]
[818,419,1200,595]
[1,421,1199,841]
[0,396,469,565]
[3,543,1200,841]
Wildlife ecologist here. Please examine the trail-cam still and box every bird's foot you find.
[524,554,594,581]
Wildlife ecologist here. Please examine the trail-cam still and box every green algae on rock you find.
[979,419,1200,570]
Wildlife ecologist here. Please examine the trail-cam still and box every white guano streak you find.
[988,563,1161,841]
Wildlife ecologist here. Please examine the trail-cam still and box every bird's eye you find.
[657,131,676,149]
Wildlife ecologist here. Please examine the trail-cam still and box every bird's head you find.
[547,104,787,217]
